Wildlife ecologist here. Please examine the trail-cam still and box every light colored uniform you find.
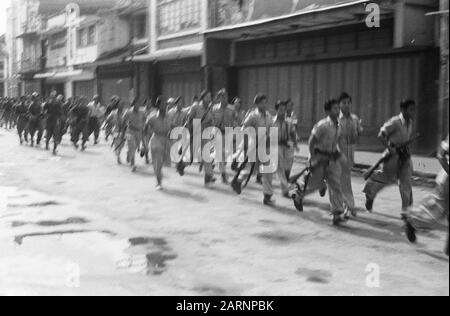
[107,109,125,155]
[188,102,215,177]
[299,116,345,215]
[146,111,172,184]
[166,107,188,166]
[238,108,273,196]
[211,103,237,174]
[285,113,299,176]
[272,115,297,195]
[363,113,414,211]
[123,108,146,166]
[407,137,449,232]
[339,113,363,211]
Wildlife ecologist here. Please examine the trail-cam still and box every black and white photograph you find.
[0,0,448,299]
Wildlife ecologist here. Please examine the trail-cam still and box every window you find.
[88,26,96,45]
[157,0,201,36]
[50,31,67,50]
[133,14,147,39]
[77,25,96,47]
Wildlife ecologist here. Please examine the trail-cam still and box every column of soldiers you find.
[0,91,107,154]
[1,88,448,255]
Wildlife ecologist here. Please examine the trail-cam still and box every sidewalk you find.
[295,144,441,178]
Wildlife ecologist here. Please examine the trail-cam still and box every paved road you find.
[0,128,448,296]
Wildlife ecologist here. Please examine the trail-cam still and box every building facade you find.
[132,0,207,105]
[204,0,441,153]
[94,0,150,105]
[3,0,446,152]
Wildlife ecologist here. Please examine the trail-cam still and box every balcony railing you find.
[19,58,42,73]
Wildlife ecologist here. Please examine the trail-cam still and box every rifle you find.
[288,149,338,184]
[364,133,421,181]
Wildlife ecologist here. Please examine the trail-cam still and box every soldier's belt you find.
[314,149,341,161]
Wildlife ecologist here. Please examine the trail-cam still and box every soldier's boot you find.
[221,173,229,184]
[365,194,374,212]
[231,178,242,195]
[263,194,276,207]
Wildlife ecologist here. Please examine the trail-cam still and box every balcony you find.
[18,58,42,74]
[17,21,41,39]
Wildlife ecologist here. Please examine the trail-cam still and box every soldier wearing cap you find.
[85,95,105,145]
[15,96,29,145]
[211,89,237,184]
[43,92,63,155]
[187,90,216,186]
[145,97,172,189]
[123,98,146,172]
[232,94,275,205]
[293,99,346,225]
[363,99,416,216]
[28,92,44,147]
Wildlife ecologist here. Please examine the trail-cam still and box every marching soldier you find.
[145,98,172,189]
[1,97,13,129]
[404,136,449,256]
[69,97,90,151]
[28,93,44,147]
[15,96,29,145]
[86,95,105,145]
[140,98,157,164]
[291,99,346,225]
[105,96,121,142]
[107,101,126,165]
[363,99,416,217]
[43,93,63,155]
[231,94,275,205]
[272,100,297,198]
[338,92,363,217]
[186,90,216,186]
[123,98,146,172]
[211,89,236,184]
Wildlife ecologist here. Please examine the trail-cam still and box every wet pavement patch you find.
[8,201,61,208]
[119,236,177,276]
[145,252,177,275]
[14,229,114,245]
[193,285,228,296]
[11,217,89,228]
[129,237,168,248]
[255,231,300,244]
[296,268,332,284]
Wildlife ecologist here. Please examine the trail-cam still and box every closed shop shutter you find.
[237,53,427,145]
[98,77,133,106]
[73,80,95,100]
[161,72,202,106]
[158,58,203,106]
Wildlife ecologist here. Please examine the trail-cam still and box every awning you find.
[34,72,56,79]
[204,0,394,40]
[34,70,95,81]
[131,43,203,62]
[92,44,149,66]
[40,26,67,37]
